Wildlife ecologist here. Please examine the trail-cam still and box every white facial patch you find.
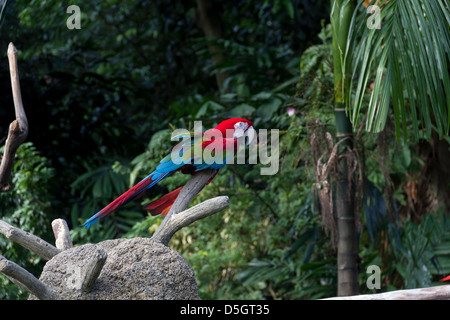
[233,122,249,138]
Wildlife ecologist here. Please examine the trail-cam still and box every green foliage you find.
[1,0,449,301]
[297,22,334,109]
[346,0,450,140]
[0,142,54,299]
[69,158,144,243]
[390,211,450,288]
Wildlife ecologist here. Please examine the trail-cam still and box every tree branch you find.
[152,196,229,246]
[0,254,56,300]
[51,219,73,250]
[322,285,450,300]
[151,169,228,245]
[171,169,219,216]
[0,219,61,261]
[0,43,28,192]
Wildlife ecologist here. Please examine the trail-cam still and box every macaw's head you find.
[215,118,256,145]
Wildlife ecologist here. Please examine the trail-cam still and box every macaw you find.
[441,275,450,282]
[82,118,255,229]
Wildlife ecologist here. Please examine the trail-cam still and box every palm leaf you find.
[346,0,450,140]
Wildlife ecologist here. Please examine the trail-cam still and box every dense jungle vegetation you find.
[1,0,449,299]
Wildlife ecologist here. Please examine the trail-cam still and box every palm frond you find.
[346,0,450,140]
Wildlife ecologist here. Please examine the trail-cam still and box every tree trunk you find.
[331,0,359,296]
[334,107,359,296]
[196,0,228,91]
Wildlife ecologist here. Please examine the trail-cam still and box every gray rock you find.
[29,237,200,300]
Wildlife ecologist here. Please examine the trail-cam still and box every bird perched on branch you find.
[82,118,255,229]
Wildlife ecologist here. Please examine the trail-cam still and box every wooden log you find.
[168,169,218,217]
[0,254,56,300]
[51,219,73,250]
[151,169,222,245]
[322,285,450,300]
[0,43,29,192]
[0,219,61,260]
[152,196,229,246]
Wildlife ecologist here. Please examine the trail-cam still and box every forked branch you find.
[0,43,28,191]
[152,195,229,246]
[152,169,229,245]
[0,219,60,261]
[0,254,56,300]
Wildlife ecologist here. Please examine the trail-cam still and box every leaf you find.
[110,172,126,195]
[251,91,273,101]
[228,104,255,118]
[92,176,104,198]
[71,202,79,227]
[282,0,295,19]
[146,129,171,152]
[102,172,112,197]
[237,83,250,98]
[257,98,282,121]
[391,144,411,174]
[196,101,225,118]
[271,76,298,93]
[283,227,317,260]
[347,0,450,140]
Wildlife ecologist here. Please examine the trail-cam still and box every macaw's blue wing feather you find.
[82,139,202,228]
[82,170,174,229]
[82,132,234,229]
[144,169,219,217]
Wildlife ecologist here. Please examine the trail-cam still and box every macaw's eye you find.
[234,122,249,131]
[233,122,247,139]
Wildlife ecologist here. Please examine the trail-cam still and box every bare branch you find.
[8,43,27,130]
[322,285,450,300]
[0,219,60,260]
[152,169,217,244]
[152,196,229,245]
[0,43,28,192]
[0,254,56,300]
[51,219,73,250]
[170,169,219,216]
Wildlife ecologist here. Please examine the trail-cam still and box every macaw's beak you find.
[233,125,256,146]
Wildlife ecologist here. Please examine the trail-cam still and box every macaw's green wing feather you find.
[171,131,203,142]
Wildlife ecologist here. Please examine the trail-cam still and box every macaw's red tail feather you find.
[146,171,219,217]
[145,187,183,216]
[440,275,450,282]
[82,171,170,228]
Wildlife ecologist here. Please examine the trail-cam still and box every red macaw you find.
[441,275,450,282]
[82,118,255,228]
